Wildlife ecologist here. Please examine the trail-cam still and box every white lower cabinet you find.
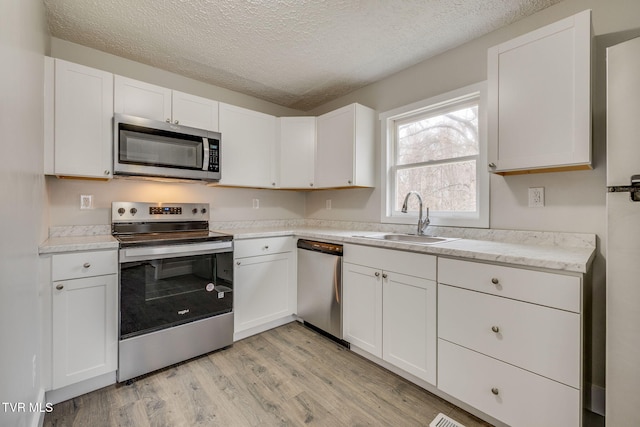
[51,250,118,390]
[233,237,296,339]
[343,244,437,385]
[437,257,582,427]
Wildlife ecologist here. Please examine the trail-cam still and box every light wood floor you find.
[44,322,491,427]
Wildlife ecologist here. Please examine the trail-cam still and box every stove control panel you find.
[112,202,210,222]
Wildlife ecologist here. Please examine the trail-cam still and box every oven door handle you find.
[120,241,232,262]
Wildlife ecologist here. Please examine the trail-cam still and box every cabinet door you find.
[219,103,277,188]
[172,90,219,131]
[52,274,117,389]
[487,10,591,173]
[278,117,316,189]
[343,262,382,357]
[114,75,172,122]
[383,272,436,385]
[54,59,114,178]
[234,252,295,334]
[316,104,355,188]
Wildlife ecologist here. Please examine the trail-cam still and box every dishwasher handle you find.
[297,239,343,256]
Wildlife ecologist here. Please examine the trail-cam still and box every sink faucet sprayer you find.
[401,191,430,235]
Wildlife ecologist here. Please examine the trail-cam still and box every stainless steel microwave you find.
[113,113,221,182]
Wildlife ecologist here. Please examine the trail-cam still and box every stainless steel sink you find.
[354,234,459,245]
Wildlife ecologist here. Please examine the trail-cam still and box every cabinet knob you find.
[382,273,388,279]
[83,262,91,269]
[310,183,313,187]
[491,277,499,285]
[374,272,380,277]
[264,245,269,250]
[347,180,352,185]
[272,182,276,186]
[236,261,241,266]
[56,284,64,290]
[166,118,171,123]
[491,326,500,333]
[491,387,499,396]
[174,120,179,124]
[489,162,497,168]
[104,170,110,175]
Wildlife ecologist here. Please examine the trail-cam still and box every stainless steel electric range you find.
[112,202,233,382]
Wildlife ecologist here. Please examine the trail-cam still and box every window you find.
[380,82,489,228]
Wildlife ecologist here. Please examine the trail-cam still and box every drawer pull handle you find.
[491,277,499,285]
[374,272,380,277]
[83,262,91,268]
[491,326,500,333]
[264,245,269,250]
[56,284,64,290]
[491,387,499,395]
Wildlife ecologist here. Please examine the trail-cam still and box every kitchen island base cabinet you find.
[233,237,296,340]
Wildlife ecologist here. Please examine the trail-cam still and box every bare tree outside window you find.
[394,104,479,213]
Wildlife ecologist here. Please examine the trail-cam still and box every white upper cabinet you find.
[114,75,219,131]
[50,58,114,179]
[278,117,316,189]
[487,10,592,174]
[316,103,376,188]
[218,103,277,188]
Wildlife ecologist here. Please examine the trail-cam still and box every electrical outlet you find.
[528,187,545,207]
[326,199,332,210]
[80,194,93,210]
[252,199,260,209]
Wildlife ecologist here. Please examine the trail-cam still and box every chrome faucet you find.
[401,191,430,235]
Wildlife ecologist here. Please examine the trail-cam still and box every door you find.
[114,75,172,122]
[52,274,117,389]
[342,262,382,357]
[172,90,219,131]
[606,36,640,426]
[279,117,316,188]
[316,104,355,188]
[383,272,436,384]
[54,59,114,178]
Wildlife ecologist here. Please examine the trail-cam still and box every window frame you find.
[380,82,489,228]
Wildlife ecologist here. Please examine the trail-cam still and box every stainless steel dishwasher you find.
[297,239,347,345]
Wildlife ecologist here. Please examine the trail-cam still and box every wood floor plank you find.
[44,322,491,427]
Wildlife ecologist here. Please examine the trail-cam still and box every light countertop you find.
[39,225,596,273]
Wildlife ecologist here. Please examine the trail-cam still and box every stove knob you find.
[117,208,125,216]
[201,208,207,214]
[192,208,198,215]
[130,208,137,216]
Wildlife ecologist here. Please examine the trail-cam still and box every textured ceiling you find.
[44,0,562,111]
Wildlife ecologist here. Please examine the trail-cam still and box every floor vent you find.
[429,413,465,427]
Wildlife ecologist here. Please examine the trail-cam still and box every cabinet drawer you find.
[439,285,580,388]
[438,340,580,427]
[438,258,580,312]
[52,250,117,281]
[234,236,295,258]
[344,244,436,280]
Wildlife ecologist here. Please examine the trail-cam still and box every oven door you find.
[118,241,233,340]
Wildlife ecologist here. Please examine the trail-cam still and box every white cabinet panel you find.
[439,284,580,388]
[172,90,219,131]
[114,75,172,122]
[383,272,436,384]
[438,340,580,427]
[343,262,383,357]
[487,10,591,174]
[53,59,114,178]
[52,250,118,282]
[278,117,316,189]
[234,236,296,259]
[234,248,296,336]
[316,103,375,188]
[219,103,277,188]
[52,273,117,389]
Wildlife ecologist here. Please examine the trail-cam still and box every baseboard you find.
[46,371,116,405]
[233,315,296,341]
[586,383,606,416]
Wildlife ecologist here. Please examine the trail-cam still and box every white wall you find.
[305,0,640,398]
[0,1,48,426]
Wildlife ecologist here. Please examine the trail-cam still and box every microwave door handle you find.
[202,138,209,171]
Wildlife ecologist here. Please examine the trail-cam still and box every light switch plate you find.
[80,194,93,210]
[528,187,544,207]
